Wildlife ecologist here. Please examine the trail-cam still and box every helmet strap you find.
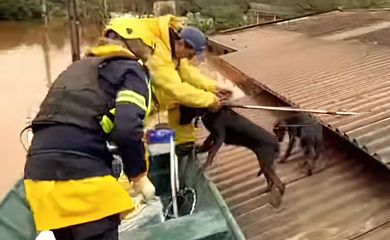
[120,36,139,59]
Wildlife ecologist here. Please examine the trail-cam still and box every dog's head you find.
[179,106,207,125]
[273,120,287,142]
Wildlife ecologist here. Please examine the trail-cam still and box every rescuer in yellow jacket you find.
[103,15,232,149]
[24,37,155,239]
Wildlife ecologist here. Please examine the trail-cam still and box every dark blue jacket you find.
[25,57,150,181]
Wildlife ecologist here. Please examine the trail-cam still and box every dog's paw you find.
[195,145,207,153]
[305,160,315,176]
[269,186,283,208]
[277,158,287,164]
[298,160,307,168]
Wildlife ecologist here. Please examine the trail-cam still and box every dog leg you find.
[302,142,314,176]
[311,139,324,170]
[196,134,215,153]
[255,148,285,208]
[257,169,263,178]
[196,138,224,179]
[279,132,295,163]
[313,138,324,160]
[200,137,224,172]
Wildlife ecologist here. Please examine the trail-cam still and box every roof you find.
[208,10,390,168]
[271,10,390,47]
[197,94,390,240]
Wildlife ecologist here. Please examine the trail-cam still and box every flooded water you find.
[0,21,101,199]
[0,20,244,199]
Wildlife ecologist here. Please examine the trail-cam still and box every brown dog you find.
[180,106,285,207]
[273,114,324,175]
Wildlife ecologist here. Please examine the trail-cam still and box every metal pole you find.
[68,0,75,62]
[42,29,52,88]
[72,0,81,61]
[102,0,108,23]
[169,135,179,218]
[42,0,48,27]
[67,0,81,62]
[226,104,359,116]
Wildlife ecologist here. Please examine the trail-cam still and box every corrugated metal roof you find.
[355,27,390,47]
[197,95,390,240]
[354,221,390,240]
[272,10,390,46]
[208,10,390,168]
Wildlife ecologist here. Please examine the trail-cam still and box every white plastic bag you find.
[119,197,164,232]
[35,231,55,240]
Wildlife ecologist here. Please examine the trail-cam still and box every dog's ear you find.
[273,120,287,134]
[273,119,281,129]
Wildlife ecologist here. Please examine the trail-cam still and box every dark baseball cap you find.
[179,27,207,61]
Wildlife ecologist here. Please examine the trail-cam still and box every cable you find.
[19,125,32,152]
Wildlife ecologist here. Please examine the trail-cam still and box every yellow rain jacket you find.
[107,15,219,144]
[24,44,148,231]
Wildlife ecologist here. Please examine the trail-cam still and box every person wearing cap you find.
[103,15,232,155]
[24,37,156,239]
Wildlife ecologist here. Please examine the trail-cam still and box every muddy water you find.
[0,21,244,199]
[0,21,100,199]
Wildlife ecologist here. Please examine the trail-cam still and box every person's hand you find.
[209,96,231,112]
[217,89,233,101]
[216,81,234,100]
[132,175,156,201]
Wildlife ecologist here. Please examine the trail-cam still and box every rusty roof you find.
[197,94,390,240]
[208,10,390,168]
[271,10,390,47]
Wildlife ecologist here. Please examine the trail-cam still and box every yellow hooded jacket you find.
[107,15,218,144]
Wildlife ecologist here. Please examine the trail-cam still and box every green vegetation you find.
[1,0,390,30]
[0,0,68,20]
[0,0,42,20]
[185,12,215,33]
[249,0,390,17]
[185,0,390,30]
[189,0,249,30]
[0,0,154,21]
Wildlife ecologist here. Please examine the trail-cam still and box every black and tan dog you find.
[273,113,324,175]
[179,106,285,207]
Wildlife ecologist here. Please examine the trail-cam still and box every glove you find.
[132,175,156,201]
[111,155,123,179]
[208,82,233,112]
[209,96,232,112]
